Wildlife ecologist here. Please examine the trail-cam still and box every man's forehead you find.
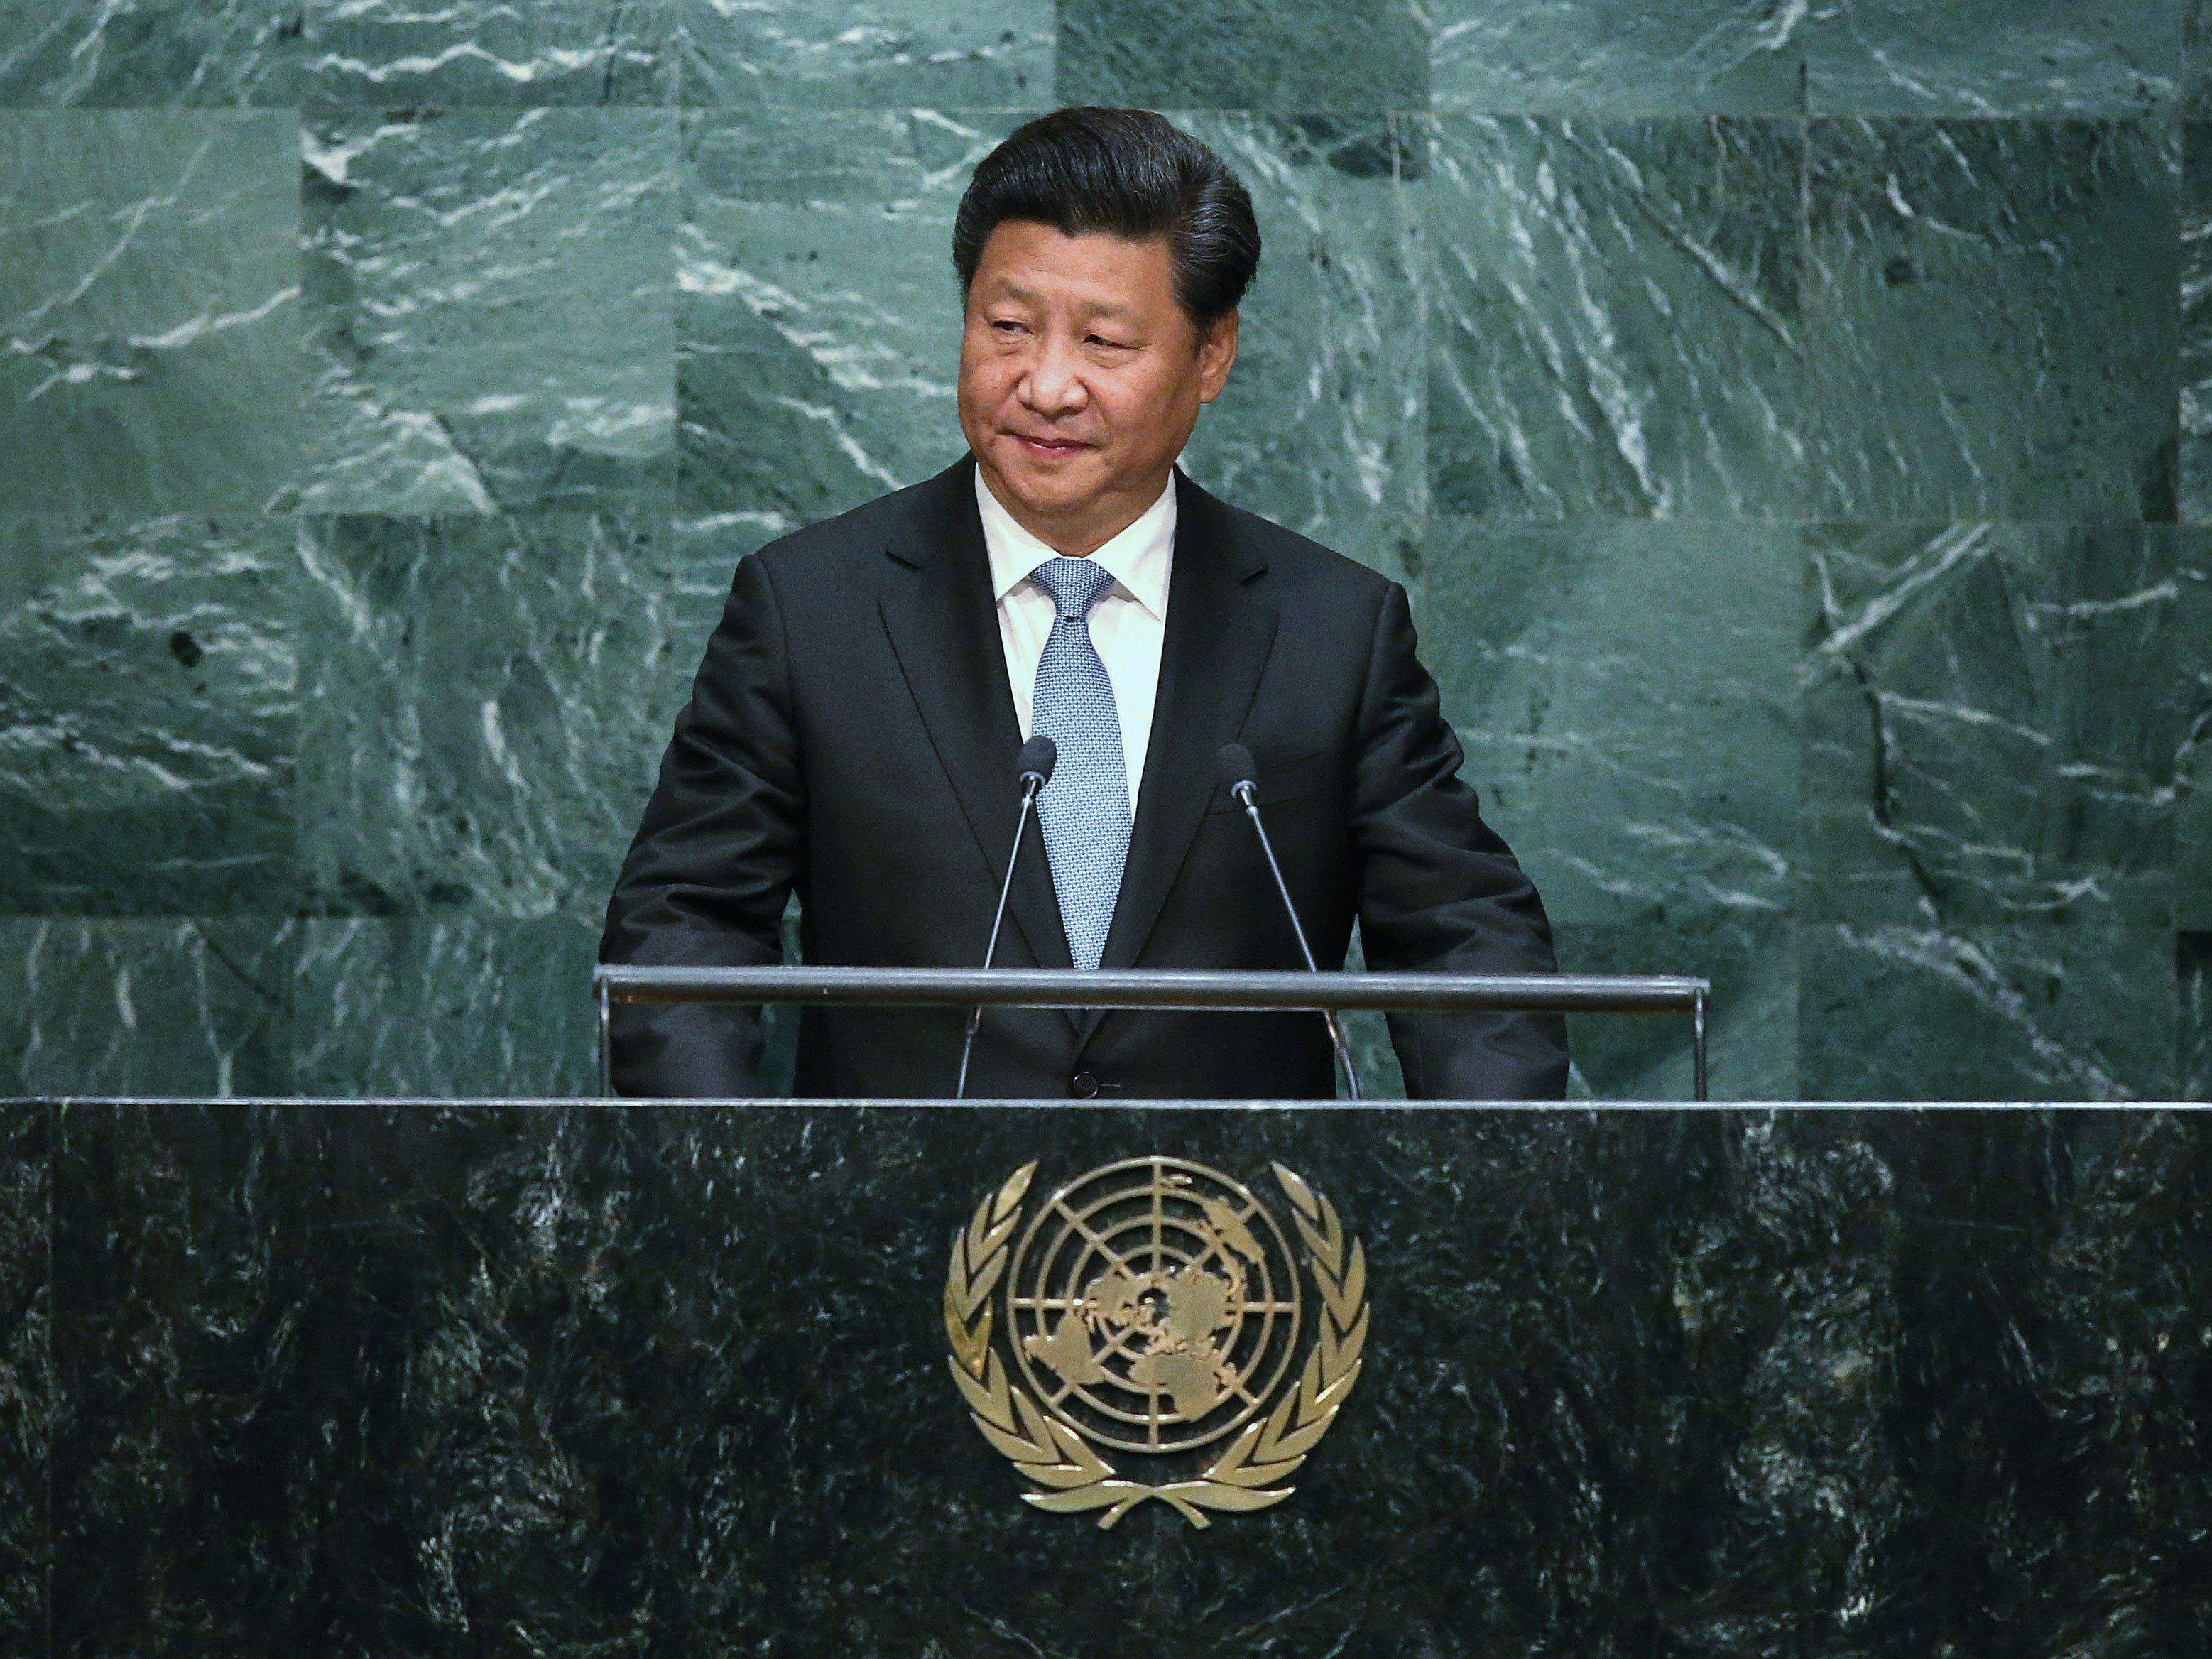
[972,224,1175,308]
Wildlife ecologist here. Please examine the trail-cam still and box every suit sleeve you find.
[598,553,805,1097]
[1350,581,1569,1100]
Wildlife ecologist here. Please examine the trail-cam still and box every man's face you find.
[957,221,1237,552]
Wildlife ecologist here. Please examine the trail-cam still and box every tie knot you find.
[1030,556,1117,620]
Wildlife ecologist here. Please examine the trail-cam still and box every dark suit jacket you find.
[601,456,1568,1100]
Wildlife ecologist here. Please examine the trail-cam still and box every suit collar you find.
[877,457,1075,984]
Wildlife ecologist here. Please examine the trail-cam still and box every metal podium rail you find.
[593,966,1713,1102]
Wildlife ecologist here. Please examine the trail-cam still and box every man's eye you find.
[1089,336,1133,350]
[991,319,1025,334]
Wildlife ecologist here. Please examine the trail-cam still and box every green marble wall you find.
[1,3,2204,1101]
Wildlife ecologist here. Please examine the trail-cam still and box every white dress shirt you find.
[976,467,1175,812]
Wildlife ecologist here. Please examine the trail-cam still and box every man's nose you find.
[1019,336,1091,415]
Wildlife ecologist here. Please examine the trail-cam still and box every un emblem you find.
[944,1156,1369,1528]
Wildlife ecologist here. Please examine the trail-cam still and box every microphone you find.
[1215,742,1361,1101]
[956,734,1057,1098]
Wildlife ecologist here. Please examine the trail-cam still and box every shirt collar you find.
[974,465,1176,621]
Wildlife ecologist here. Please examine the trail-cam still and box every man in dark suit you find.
[602,107,1567,1101]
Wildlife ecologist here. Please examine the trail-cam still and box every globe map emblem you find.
[1006,1156,1303,1454]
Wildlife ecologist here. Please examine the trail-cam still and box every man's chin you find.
[987,450,1105,514]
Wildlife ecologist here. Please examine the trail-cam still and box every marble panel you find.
[1803,119,2180,523]
[1429,116,1807,521]
[1843,1106,2212,1645]
[2181,534,2211,924]
[678,109,1009,526]
[1803,0,2179,116]
[295,511,721,920]
[1802,523,2181,926]
[1797,924,2176,1100]
[1417,518,1799,927]
[1055,0,1428,114]
[283,108,676,517]
[1558,912,1796,1102]
[0,513,298,916]
[1172,115,1426,580]
[0,0,298,106]
[302,0,677,106]
[679,0,1050,109]
[0,1105,48,1655]
[1431,0,1811,117]
[0,110,300,517]
[2186,125,2212,521]
[1432,0,2179,118]
[2195,0,2212,117]
[31,1104,2212,1650]
[0,919,295,1098]
[2182,931,2211,1097]
[293,916,602,1098]
[45,1104,605,1653]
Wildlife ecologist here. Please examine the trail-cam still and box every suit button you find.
[1072,1072,1100,1099]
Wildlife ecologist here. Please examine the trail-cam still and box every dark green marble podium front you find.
[3,1099,2208,1656]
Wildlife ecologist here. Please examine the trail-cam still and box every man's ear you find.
[1197,310,1239,404]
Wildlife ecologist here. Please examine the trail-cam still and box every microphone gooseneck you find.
[957,736,1058,1098]
[1214,743,1361,1101]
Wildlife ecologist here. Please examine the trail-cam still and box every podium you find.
[3,1093,2207,1654]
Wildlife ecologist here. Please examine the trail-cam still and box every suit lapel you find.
[1089,471,1277,1018]
[877,457,1075,981]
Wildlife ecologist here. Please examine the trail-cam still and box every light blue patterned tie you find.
[1028,557,1131,971]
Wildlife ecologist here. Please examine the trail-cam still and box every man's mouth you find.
[1009,433,1090,457]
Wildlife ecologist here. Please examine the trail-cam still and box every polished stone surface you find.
[1429,116,1806,521]
[2181,533,2211,924]
[1801,523,2182,927]
[1797,2,2179,117]
[677,109,1009,530]
[4,1100,2210,1654]
[1433,0,2180,117]
[680,0,1050,109]
[2188,126,2212,521]
[285,107,676,517]
[1564,911,1797,1102]
[1799,924,2179,1102]
[0,920,295,1097]
[1174,114,1427,580]
[1432,0,1813,117]
[1418,518,1799,926]
[304,0,677,107]
[1804,118,2179,525]
[0,0,300,105]
[294,511,712,919]
[0,7,2199,1104]
[0,109,300,516]
[2181,932,2211,1098]
[0,513,298,915]
[0,1104,48,1656]
[1057,0,1428,113]
[293,917,602,1098]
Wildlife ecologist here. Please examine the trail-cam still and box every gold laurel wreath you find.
[944,1159,1368,1529]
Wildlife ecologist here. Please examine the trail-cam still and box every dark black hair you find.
[952,107,1261,331]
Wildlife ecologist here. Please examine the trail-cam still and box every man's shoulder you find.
[1190,484,1398,606]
